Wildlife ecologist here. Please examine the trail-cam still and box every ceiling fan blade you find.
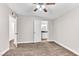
[34,8,38,12]
[33,3,44,5]
[46,3,55,5]
[43,8,47,12]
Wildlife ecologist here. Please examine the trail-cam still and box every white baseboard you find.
[17,40,54,44]
[0,48,9,56]
[53,40,79,56]
[17,41,34,44]
[47,40,54,42]
[17,41,43,44]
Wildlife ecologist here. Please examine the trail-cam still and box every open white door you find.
[9,15,17,47]
[34,19,41,42]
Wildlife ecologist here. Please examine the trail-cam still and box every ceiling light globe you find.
[42,5,45,9]
[39,8,42,11]
[36,5,40,8]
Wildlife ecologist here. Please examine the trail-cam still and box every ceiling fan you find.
[33,3,55,12]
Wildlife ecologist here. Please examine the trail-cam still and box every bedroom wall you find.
[48,20,54,41]
[53,7,79,52]
[17,15,54,43]
[17,16,34,43]
[0,4,9,55]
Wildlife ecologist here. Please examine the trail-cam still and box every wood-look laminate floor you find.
[3,42,77,56]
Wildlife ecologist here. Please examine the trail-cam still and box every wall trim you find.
[17,41,35,44]
[47,40,54,42]
[0,48,9,56]
[17,40,53,44]
[53,40,79,56]
[17,41,43,44]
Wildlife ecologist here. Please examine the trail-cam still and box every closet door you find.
[34,19,41,42]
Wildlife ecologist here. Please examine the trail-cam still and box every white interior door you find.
[34,19,41,42]
[9,15,17,47]
[14,17,17,47]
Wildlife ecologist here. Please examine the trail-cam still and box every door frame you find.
[9,13,17,48]
[33,19,41,43]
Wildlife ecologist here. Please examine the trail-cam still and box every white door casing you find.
[34,19,41,42]
[9,15,17,47]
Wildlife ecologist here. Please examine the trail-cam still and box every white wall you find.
[17,16,34,43]
[53,7,79,52]
[0,4,9,55]
[48,20,54,41]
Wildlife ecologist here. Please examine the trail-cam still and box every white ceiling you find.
[7,3,79,20]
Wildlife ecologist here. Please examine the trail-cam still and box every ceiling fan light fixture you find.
[43,8,47,12]
[36,5,40,9]
[39,8,42,11]
[34,8,38,12]
[41,5,45,9]
[34,3,55,12]
[36,5,46,11]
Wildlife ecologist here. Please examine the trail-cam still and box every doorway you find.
[34,19,48,43]
[41,21,48,42]
[9,13,17,49]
